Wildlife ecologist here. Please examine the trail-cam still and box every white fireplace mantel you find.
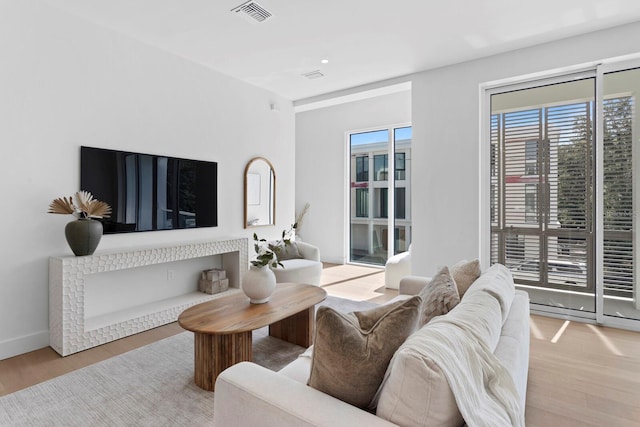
[49,237,248,356]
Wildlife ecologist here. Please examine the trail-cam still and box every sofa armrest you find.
[398,275,432,295]
[213,362,396,427]
[295,241,320,262]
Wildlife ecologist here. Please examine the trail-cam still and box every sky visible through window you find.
[350,126,412,145]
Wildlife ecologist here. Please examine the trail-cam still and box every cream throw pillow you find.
[451,259,481,298]
[376,287,514,426]
[418,266,460,326]
[375,334,464,426]
[307,296,422,409]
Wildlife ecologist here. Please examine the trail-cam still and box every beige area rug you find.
[0,296,376,427]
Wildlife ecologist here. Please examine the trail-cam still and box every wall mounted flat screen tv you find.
[81,146,218,234]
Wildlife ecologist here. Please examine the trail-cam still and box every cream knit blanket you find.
[424,300,525,427]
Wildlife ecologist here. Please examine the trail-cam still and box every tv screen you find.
[81,146,218,234]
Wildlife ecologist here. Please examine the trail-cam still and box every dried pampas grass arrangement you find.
[48,190,111,219]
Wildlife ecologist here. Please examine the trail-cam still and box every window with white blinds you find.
[491,78,636,302]
[491,95,592,294]
[602,96,634,297]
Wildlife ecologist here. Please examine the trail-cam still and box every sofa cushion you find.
[418,266,460,326]
[376,297,523,427]
[449,289,503,352]
[307,296,422,409]
[495,290,530,407]
[464,263,515,324]
[278,346,314,384]
[376,288,517,426]
[375,339,464,427]
[374,267,512,425]
[451,259,481,297]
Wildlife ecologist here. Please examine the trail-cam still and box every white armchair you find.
[272,241,323,286]
[384,244,412,290]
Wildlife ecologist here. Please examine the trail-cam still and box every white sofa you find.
[272,241,323,286]
[213,264,529,426]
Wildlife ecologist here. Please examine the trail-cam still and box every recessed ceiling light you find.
[321,59,329,64]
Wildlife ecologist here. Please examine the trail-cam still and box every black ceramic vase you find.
[65,218,103,256]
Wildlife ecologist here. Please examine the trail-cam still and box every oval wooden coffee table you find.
[178,283,327,391]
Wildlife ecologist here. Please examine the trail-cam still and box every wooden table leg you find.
[193,331,252,391]
[269,306,315,347]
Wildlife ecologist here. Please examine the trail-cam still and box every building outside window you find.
[375,153,405,181]
[525,184,537,223]
[525,140,538,175]
[395,153,406,180]
[355,188,368,217]
[376,188,388,218]
[395,187,406,219]
[356,156,368,182]
[374,154,388,181]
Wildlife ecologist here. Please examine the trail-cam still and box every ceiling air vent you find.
[302,70,325,80]
[231,1,273,23]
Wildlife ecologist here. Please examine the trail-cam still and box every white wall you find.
[0,1,294,359]
[411,21,640,276]
[295,91,411,263]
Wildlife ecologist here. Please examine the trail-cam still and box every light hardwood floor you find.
[1,263,639,427]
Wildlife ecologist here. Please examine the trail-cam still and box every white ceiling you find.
[45,0,640,101]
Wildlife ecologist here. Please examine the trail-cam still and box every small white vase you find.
[242,265,277,304]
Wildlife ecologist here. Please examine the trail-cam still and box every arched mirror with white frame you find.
[244,157,275,228]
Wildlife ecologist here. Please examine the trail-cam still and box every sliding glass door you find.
[349,126,412,266]
[488,59,640,328]
[601,65,640,323]
[490,77,596,315]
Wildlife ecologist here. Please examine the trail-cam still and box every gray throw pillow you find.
[271,241,303,261]
[450,259,481,298]
[307,296,422,409]
[418,266,460,326]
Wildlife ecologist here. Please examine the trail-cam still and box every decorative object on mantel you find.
[198,268,229,295]
[242,226,295,303]
[47,190,111,256]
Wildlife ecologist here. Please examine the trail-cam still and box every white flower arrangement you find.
[251,224,296,268]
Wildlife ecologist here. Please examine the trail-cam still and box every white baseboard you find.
[0,330,49,361]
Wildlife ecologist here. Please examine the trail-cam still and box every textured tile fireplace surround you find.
[49,238,248,356]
